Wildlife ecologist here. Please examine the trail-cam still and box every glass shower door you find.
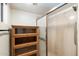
[37,16,46,56]
[47,5,77,56]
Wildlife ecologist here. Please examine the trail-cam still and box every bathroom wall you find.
[0,4,11,56]
[0,4,40,56]
[10,8,40,26]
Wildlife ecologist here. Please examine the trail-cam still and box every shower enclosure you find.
[37,16,46,56]
[37,3,78,56]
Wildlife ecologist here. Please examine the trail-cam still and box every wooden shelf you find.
[16,50,38,56]
[10,25,39,56]
[14,33,39,38]
[15,42,38,49]
[12,25,39,29]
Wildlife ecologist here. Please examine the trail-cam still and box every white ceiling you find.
[10,3,60,15]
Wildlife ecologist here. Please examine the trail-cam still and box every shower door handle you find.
[74,34,77,45]
[74,23,77,45]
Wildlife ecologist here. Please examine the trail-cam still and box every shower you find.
[36,3,78,56]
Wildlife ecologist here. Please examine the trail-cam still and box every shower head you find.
[72,6,77,12]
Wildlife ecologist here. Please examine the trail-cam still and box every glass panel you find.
[37,16,46,56]
[47,5,77,56]
[15,45,36,56]
[15,28,36,34]
[15,36,37,45]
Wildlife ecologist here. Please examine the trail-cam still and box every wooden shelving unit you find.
[10,25,39,56]
[16,50,38,56]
